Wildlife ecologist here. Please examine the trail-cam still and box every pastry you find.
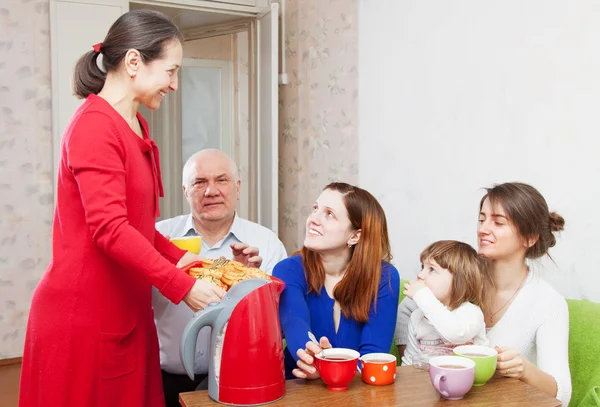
[187,259,271,291]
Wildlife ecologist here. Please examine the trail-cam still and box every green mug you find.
[453,345,498,386]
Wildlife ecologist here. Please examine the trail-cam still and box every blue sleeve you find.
[273,256,311,362]
[358,264,400,356]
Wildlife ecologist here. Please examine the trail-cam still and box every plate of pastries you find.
[186,258,271,291]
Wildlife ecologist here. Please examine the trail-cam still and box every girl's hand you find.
[403,279,426,299]
[293,336,332,380]
[495,346,527,379]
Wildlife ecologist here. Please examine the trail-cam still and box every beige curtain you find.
[278,0,359,252]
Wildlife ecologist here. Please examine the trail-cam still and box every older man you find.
[153,149,287,407]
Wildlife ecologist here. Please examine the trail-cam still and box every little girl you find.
[399,240,490,366]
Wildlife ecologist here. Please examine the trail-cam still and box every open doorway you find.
[133,3,254,222]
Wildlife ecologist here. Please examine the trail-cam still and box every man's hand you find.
[230,243,262,268]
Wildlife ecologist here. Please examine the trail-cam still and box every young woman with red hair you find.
[274,182,400,379]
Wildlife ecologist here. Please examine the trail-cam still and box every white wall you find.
[358,0,600,302]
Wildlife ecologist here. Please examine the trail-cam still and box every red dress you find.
[19,95,196,407]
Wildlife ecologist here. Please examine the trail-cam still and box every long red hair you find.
[301,182,392,323]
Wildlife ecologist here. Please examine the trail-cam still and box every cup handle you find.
[433,374,450,398]
[313,357,321,373]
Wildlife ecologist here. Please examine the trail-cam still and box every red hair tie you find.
[92,43,103,53]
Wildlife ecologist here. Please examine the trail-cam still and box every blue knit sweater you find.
[273,255,400,378]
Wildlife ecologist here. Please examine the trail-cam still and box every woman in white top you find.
[395,182,572,405]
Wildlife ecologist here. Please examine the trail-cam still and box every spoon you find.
[308,331,325,358]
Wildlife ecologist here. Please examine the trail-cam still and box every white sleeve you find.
[413,287,485,344]
[155,218,174,236]
[535,297,572,405]
[276,240,288,262]
[395,297,418,345]
[261,236,288,276]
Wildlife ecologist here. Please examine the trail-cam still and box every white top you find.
[402,287,487,366]
[395,272,572,405]
[485,272,571,405]
[152,213,287,374]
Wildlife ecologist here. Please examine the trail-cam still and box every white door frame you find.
[255,3,279,234]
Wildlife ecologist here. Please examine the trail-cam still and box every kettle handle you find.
[180,303,223,380]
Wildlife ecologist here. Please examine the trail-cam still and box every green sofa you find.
[389,283,600,407]
[578,388,600,407]
[568,299,600,407]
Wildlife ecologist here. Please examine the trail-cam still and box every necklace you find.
[490,271,528,324]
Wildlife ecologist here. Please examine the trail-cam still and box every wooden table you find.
[179,366,561,407]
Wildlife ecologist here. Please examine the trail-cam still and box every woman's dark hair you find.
[73,9,183,98]
[480,182,565,259]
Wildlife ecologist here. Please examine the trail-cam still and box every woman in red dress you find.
[19,10,227,407]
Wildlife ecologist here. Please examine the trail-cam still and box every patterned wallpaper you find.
[278,0,359,252]
[0,0,54,358]
[0,0,359,358]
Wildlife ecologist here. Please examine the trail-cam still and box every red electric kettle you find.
[180,277,286,405]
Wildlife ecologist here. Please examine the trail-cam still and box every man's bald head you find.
[182,149,239,188]
[182,149,241,224]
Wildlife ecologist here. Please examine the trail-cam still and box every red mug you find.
[313,348,360,391]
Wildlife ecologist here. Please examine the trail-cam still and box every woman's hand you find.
[403,279,426,299]
[182,279,226,312]
[292,336,332,380]
[495,346,527,379]
[230,243,262,268]
[176,252,202,268]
